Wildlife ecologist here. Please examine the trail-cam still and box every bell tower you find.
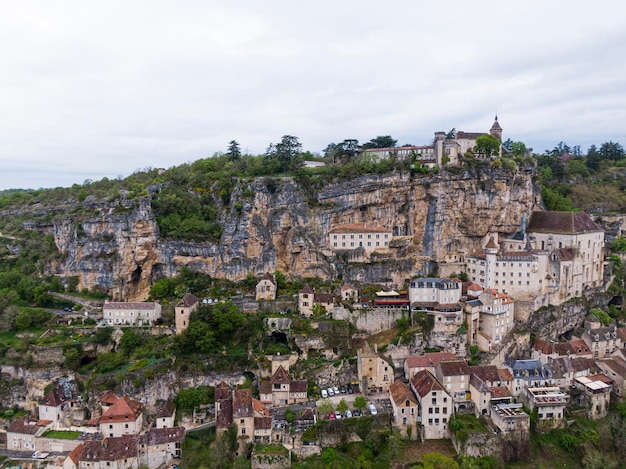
[490,115,502,141]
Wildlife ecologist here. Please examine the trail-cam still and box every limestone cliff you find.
[29,166,540,300]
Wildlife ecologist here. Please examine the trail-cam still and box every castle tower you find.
[490,115,502,141]
[484,236,498,289]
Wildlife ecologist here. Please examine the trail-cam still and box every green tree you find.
[422,452,460,469]
[600,141,624,163]
[589,308,612,326]
[511,141,527,157]
[586,145,601,172]
[321,447,336,468]
[226,140,242,161]
[93,326,114,345]
[285,408,296,424]
[318,399,334,416]
[354,395,367,411]
[474,134,501,158]
[337,398,349,414]
[119,329,144,356]
[362,135,397,149]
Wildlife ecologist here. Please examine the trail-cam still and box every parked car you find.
[328,412,336,420]
[344,410,353,418]
[334,411,342,419]
[340,385,346,394]
[327,387,334,397]
[333,386,339,395]
[321,389,328,398]
[352,409,362,417]
[347,384,354,394]
[368,403,378,415]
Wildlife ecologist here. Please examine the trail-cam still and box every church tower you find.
[484,236,498,289]
[490,115,502,141]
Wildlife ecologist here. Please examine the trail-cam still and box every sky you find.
[1,1,626,190]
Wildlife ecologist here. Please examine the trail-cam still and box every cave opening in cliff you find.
[131,266,142,283]
[270,331,289,346]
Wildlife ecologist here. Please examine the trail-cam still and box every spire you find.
[490,115,502,140]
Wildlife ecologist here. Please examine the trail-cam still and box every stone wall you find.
[333,307,407,333]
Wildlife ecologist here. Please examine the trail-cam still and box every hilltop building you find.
[298,285,334,317]
[103,301,162,326]
[256,272,277,301]
[328,223,392,254]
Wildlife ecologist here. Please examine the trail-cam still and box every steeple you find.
[490,115,502,141]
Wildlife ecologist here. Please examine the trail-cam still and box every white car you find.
[321,389,328,398]
[333,386,339,395]
[327,387,334,397]
[368,403,378,415]
[344,410,353,418]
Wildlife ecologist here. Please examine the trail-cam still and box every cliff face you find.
[39,167,540,300]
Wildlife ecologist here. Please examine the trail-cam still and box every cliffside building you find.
[175,293,199,335]
[466,211,605,317]
[103,301,162,326]
[328,223,392,254]
[258,365,307,407]
[298,285,334,318]
[410,370,452,440]
[255,272,277,301]
[357,341,393,395]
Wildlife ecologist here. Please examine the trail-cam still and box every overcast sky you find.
[1,1,625,190]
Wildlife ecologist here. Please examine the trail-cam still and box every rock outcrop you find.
[17,167,540,300]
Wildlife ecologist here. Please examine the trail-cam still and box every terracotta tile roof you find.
[389,380,417,406]
[301,408,315,421]
[329,223,391,234]
[438,360,470,377]
[555,339,591,356]
[485,236,497,249]
[232,389,253,418]
[599,357,626,376]
[7,418,45,435]
[215,381,232,402]
[259,272,276,285]
[411,370,445,398]
[490,386,511,399]
[532,338,555,355]
[469,365,500,383]
[258,379,271,395]
[270,366,291,385]
[217,398,233,428]
[526,211,602,235]
[497,368,513,382]
[405,352,457,369]
[177,293,199,308]
[300,285,314,294]
[155,399,176,419]
[589,373,613,385]
[341,284,356,292]
[556,248,576,262]
[103,302,160,310]
[79,435,140,462]
[41,385,68,407]
[290,380,308,393]
[68,443,83,464]
[99,391,119,405]
[99,395,142,424]
[314,292,334,304]
[254,416,272,430]
[253,398,269,417]
[142,426,185,445]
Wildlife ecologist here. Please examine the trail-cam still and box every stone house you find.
[403,352,457,380]
[507,360,557,397]
[103,301,162,326]
[524,387,568,430]
[64,434,140,469]
[490,403,530,434]
[39,384,76,430]
[340,284,359,303]
[174,293,199,335]
[357,341,393,395]
[298,285,334,317]
[435,360,471,412]
[91,395,144,438]
[549,356,600,389]
[139,427,185,468]
[388,380,418,438]
[258,365,307,407]
[410,370,452,440]
[476,288,514,352]
[571,375,612,420]
[582,321,620,359]
[531,338,593,363]
[328,223,392,254]
[6,418,48,451]
[155,399,176,428]
[256,272,277,301]
[468,365,512,416]
[597,356,626,397]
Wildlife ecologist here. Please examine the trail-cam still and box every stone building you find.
[6,418,48,451]
[435,360,471,412]
[103,301,162,326]
[475,289,514,352]
[91,395,144,438]
[466,211,605,317]
[258,365,307,407]
[404,352,457,380]
[410,370,452,440]
[357,341,393,395]
[298,285,334,318]
[174,293,199,335]
[524,387,568,430]
[388,380,418,437]
[328,223,392,254]
[256,272,277,301]
[571,375,612,419]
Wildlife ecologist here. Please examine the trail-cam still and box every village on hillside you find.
[2,121,626,468]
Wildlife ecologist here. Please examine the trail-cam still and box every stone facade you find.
[174,293,198,335]
[103,301,162,326]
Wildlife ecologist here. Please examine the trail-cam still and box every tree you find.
[586,145,602,172]
[226,140,241,161]
[337,398,349,414]
[511,141,527,157]
[354,395,367,411]
[600,141,624,163]
[422,453,460,469]
[474,134,501,158]
[119,328,144,356]
[318,399,334,416]
[362,135,397,149]
[446,128,457,140]
[590,308,612,326]
[285,408,296,424]
[267,135,302,173]
[321,447,336,468]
